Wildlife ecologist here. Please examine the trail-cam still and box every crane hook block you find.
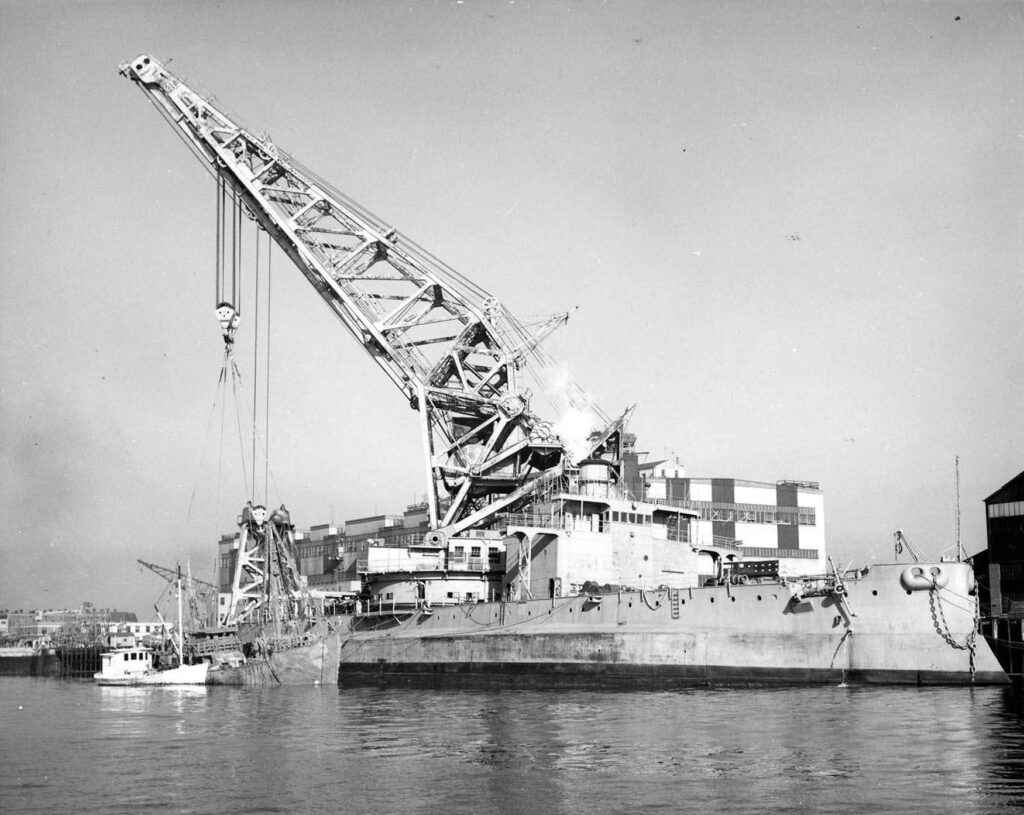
[240,502,267,529]
[215,302,240,346]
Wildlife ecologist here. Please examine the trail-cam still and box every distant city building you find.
[1,607,139,639]
[6,611,40,637]
[108,620,172,640]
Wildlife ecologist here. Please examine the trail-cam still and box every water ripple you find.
[1,680,1022,815]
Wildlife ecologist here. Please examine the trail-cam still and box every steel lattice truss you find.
[223,504,308,626]
[121,54,614,537]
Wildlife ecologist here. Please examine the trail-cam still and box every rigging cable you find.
[185,360,231,526]
[215,177,222,304]
[252,227,260,501]
[229,355,251,500]
[232,190,239,307]
[264,230,272,503]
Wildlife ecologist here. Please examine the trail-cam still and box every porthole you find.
[730,596,736,602]
[872,590,878,596]
[710,597,715,603]
[757,595,762,601]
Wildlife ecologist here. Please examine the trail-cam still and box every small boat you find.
[95,570,208,686]
[94,644,209,686]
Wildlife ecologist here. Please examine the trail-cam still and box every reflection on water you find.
[1,679,1022,815]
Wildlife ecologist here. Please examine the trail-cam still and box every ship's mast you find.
[120,54,615,541]
[176,567,184,663]
[955,455,964,562]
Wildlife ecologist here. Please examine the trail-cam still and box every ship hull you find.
[206,624,342,686]
[336,562,1008,688]
[95,663,209,686]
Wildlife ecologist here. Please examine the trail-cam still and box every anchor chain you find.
[928,585,977,679]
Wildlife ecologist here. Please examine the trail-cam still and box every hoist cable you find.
[231,192,238,306]
[236,195,243,308]
[264,231,272,503]
[219,181,229,304]
[252,227,260,501]
[215,178,222,305]
[217,362,227,527]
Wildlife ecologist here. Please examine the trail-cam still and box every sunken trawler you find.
[203,503,340,686]
[120,54,1007,687]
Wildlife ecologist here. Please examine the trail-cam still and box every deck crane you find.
[119,54,627,542]
[893,529,925,563]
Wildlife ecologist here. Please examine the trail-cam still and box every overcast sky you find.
[1,0,1021,617]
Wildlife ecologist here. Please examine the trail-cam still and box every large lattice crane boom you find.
[120,54,612,537]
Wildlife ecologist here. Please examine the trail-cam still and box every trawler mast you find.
[120,54,618,542]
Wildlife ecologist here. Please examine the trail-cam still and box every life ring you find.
[900,565,949,592]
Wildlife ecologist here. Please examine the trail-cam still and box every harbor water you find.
[1,678,1022,814]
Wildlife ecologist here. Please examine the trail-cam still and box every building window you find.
[989,501,1023,518]
[471,546,481,558]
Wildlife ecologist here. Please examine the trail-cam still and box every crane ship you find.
[119,54,1007,687]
